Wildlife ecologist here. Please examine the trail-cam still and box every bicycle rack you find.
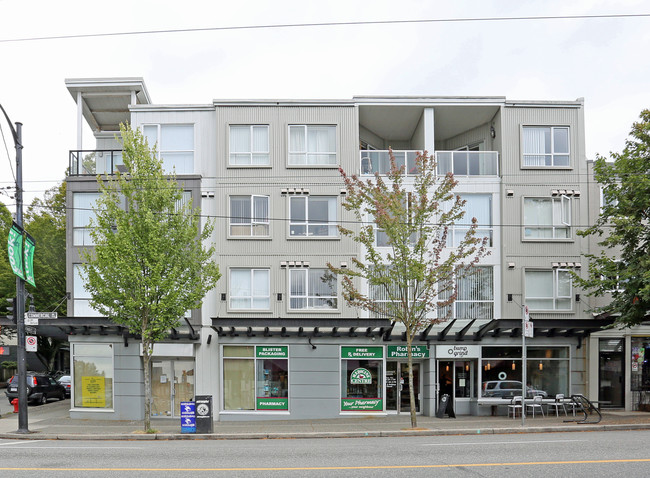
[563,394,602,424]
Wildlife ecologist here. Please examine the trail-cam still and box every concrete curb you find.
[2,423,650,441]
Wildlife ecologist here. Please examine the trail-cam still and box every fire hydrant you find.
[11,398,19,413]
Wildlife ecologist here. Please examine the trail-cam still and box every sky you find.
[1,0,649,210]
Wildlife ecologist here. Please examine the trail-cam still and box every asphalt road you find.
[0,429,648,477]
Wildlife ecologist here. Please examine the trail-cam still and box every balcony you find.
[436,151,499,177]
[360,150,499,177]
[69,150,123,176]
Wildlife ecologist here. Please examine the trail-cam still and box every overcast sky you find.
[1,0,649,209]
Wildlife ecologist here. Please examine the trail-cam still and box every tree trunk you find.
[143,343,151,432]
[406,334,417,428]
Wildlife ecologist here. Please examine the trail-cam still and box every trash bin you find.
[194,395,214,433]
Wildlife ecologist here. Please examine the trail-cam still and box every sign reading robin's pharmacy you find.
[341,347,383,359]
[387,345,429,359]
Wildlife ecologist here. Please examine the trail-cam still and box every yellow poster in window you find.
[81,376,106,408]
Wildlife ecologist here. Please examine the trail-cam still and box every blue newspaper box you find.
[180,401,196,433]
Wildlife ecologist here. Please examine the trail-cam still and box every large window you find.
[72,343,113,409]
[223,346,289,411]
[73,264,102,317]
[73,192,101,246]
[525,269,572,311]
[449,194,493,247]
[440,266,494,319]
[290,196,337,237]
[523,126,569,167]
[524,197,571,239]
[289,268,337,310]
[229,125,270,165]
[230,269,270,310]
[341,347,383,411]
[230,195,269,237]
[289,125,336,165]
[143,124,194,174]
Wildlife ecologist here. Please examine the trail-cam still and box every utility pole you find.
[1,104,29,433]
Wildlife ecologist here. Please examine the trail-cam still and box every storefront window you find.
[631,337,650,411]
[72,343,114,409]
[481,346,569,398]
[340,347,383,411]
[223,346,289,411]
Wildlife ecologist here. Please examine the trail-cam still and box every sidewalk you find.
[1,403,650,440]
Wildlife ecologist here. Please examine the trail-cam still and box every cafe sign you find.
[436,345,480,359]
[387,345,429,359]
[341,346,383,359]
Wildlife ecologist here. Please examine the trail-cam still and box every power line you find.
[1,13,649,44]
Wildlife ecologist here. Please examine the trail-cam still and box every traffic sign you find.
[25,317,39,326]
[25,311,57,319]
[25,335,37,352]
[524,320,534,338]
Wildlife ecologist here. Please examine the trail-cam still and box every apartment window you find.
[290,196,337,237]
[289,269,337,310]
[524,197,571,239]
[73,192,101,246]
[449,194,493,247]
[230,195,270,237]
[72,343,114,409]
[73,264,102,317]
[143,124,194,174]
[229,125,270,165]
[523,126,569,167]
[288,125,336,165]
[222,345,289,411]
[230,269,270,310]
[525,269,572,311]
[439,266,494,319]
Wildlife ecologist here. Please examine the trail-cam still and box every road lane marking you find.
[0,458,649,471]
[421,439,587,446]
[0,440,46,446]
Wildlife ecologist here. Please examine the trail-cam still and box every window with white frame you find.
[230,195,270,237]
[229,125,270,165]
[73,343,114,409]
[290,196,337,237]
[289,268,337,310]
[230,268,270,310]
[143,124,194,174]
[439,266,494,319]
[523,126,569,167]
[73,264,103,316]
[523,197,571,239]
[449,194,493,247]
[525,269,572,310]
[288,125,336,165]
[73,192,101,246]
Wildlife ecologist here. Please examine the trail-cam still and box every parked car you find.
[5,373,66,405]
[482,380,548,398]
[57,375,71,398]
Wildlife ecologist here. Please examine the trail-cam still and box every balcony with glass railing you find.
[360,150,499,177]
[436,151,498,177]
[69,150,123,176]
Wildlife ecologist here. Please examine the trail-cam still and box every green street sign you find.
[256,398,288,410]
[341,346,383,359]
[341,398,383,411]
[256,346,288,358]
[23,233,36,288]
[7,222,25,280]
[387,345,429,358]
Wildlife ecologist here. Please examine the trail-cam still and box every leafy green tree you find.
[81,124,220,431]
[576,109,650,327]
[329,150,488,428]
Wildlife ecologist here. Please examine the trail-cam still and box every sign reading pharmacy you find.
[341,347,383,359]
[387,345,429,358]
[256,398,288,410]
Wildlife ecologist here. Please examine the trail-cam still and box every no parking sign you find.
[25,335,37,352]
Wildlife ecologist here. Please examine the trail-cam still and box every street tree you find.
[81,124,220,431]
[576,109,650,327]
[329,150,488,428]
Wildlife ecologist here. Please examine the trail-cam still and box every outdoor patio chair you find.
[507,396,522,419]
[525,395,545,418]
[547,393,568,417]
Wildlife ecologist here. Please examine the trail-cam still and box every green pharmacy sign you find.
[6,223,36,287]
[350,368,372,385]
[341,398,383,411]
[256,346,288,358]
[341,347,383,359]
[387,345,429,359]
[256,398,288,410]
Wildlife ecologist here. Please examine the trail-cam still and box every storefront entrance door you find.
[386,362,420,413]
[599,339,625,408]
[438,360,476,415]
[151,359,195,417]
